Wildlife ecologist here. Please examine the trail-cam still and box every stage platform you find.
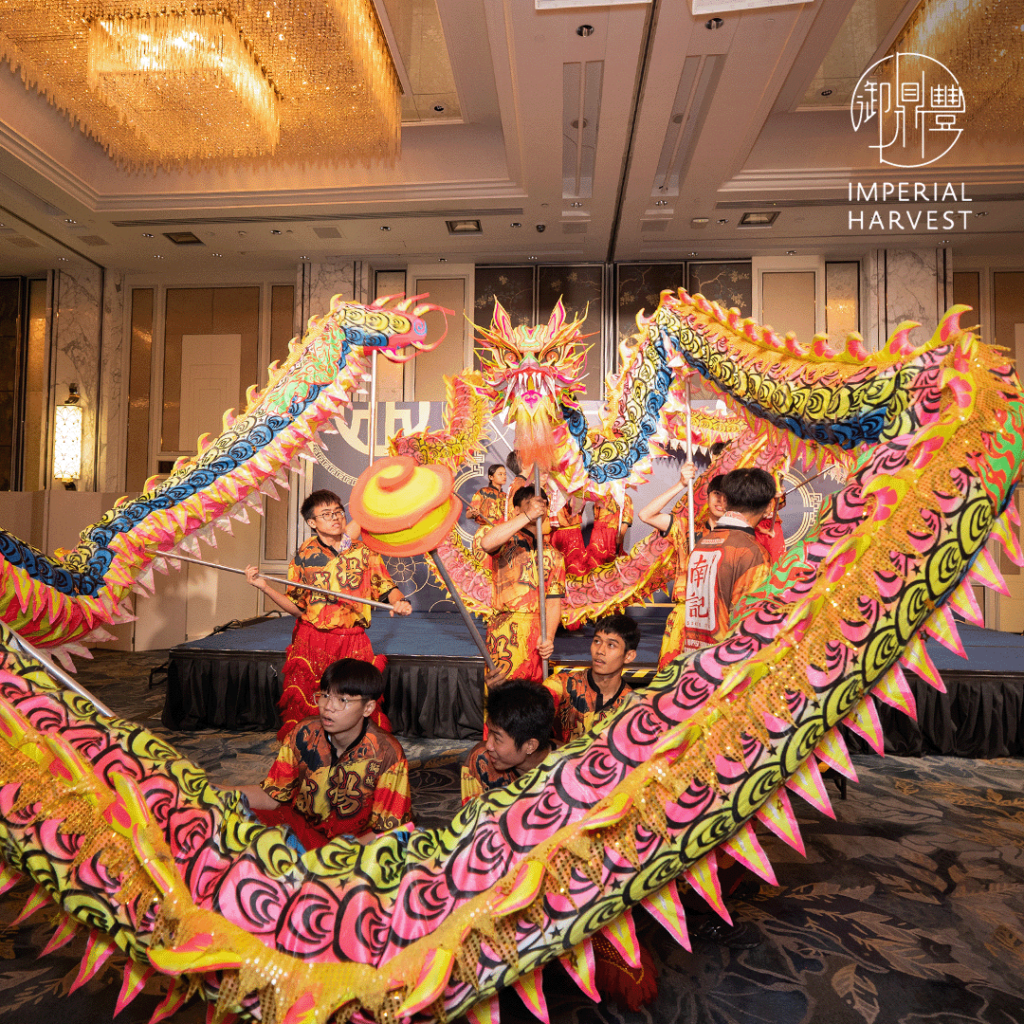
[163,612,1024,757]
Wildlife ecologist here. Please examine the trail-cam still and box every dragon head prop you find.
[475,298,590,470]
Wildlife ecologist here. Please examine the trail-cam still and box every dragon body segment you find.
[0,295,444,657]
[0,293,1018,1023]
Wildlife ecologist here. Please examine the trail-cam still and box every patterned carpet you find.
[0,651,1021,1023]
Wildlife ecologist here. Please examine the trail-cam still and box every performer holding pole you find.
[174,554,394,611]
[686,376,695,551]
[533,464,549,680]
[474,484,564,690]
[245,489,412,740]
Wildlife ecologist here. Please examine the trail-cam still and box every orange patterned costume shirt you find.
[287,536,397,630]
[472,529,566,681]
[548,668,641,744]
[466,484,506,527]
[460,741,524,804]
[262,718,411,837]
[472,530,566,614]
[684,523,768,651]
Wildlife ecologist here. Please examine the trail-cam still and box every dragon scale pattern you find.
[0,292,1016,1024]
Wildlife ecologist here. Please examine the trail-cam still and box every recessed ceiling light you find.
[212,252,223,257]
[705,17,724,29]
[58,257,68,261]
[975,211,988,217]
[153,254,164,259]
[739,211,779,227]
[570,201,583,208]
[820,89,833,97]
[691,217,710,226]
[787,250,797,255]
[528,256,538,261]
[438,257,448,262]
[271,229,282,234]
[446,219,482,234]
[380,225,391,231]
[433,104,445,112]
[688,251,698,257]
[576,24,594,37]
[64,218,76,224]
[299,255,309,259]
[164,231,203,245]
[717,218,728,225]
[142,232,154,238]
[511,222,522,228]
[655,200,669,207]
[940,239,951,244]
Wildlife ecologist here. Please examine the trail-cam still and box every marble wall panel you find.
[97,271,127,492]
[862,248,953,351]
[296,258,371,330]
[51,267,101,490]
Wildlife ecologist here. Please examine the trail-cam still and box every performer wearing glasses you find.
[246,488,412,740]
[231,659,411,848]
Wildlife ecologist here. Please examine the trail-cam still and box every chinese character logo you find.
[851,52,964,168]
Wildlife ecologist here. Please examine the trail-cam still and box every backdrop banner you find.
[306,400,844,612]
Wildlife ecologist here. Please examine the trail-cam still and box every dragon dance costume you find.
[472,529,566,683]
[684,516,768,651]
[587,493,634,565]
[258,717,411,848]
[465,484,505,528]
[549,667,642,744]
[0,290,1019,1024]
[281,536,397,739]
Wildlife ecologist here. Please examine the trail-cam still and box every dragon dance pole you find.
[533,464,549,679]
[428,551,495,671]
[6,626,115,719]
[368,349,378,469]
[171,553,394,612]
[686,377,695,551]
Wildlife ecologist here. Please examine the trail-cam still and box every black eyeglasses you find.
[312,508,344,521]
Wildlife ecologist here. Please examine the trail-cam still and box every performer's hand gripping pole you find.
[533,464,549,679]
[171,554,394,612]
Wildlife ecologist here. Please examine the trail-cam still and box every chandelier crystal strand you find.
[888,0,1021,141]
[0,0,400,170]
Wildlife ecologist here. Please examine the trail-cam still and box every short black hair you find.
[487,680,554,749]
[709,441,729,457]
[320,659,385,701]
[506,451,523,477]
[707,474,725,495]
[513,483,549,508]
[302,489,344,522]
[592,614,640,652]
[721,468,775,514]
[486,463,504,482]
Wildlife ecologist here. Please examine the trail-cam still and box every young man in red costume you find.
[547,614,642,743]
[474,484,565,685]
[246,489,412,739]
[683,468,773,651]
[460,680,555,803]
[637,461,699,668]
[235,659,411,849]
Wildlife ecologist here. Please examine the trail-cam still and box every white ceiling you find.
[0,0,1020,279]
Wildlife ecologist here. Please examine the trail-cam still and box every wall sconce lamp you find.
[53,383,82,490]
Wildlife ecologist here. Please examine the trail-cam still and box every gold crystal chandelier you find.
[888,0,1021,142]
[0,0,400,170]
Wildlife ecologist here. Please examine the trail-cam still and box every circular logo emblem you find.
[851,52,964,169]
